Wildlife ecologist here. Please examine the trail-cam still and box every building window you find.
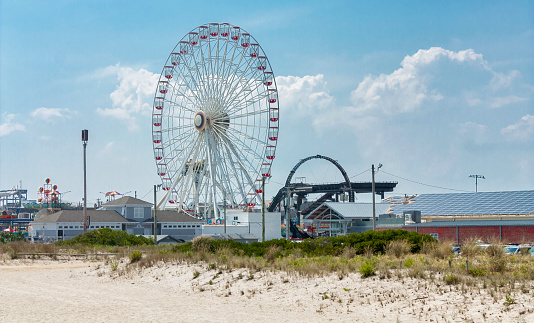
[234,216,238,221]
[134,208,144,218]
[430,233,439,241]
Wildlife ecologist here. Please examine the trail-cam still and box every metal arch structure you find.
[284,155,354,202]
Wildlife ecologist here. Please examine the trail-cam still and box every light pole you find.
[153,184,161,243]
[372,163,382,231]
[469,174,485,192]
[82,129,89,233]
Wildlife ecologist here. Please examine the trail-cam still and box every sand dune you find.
[1,257,533,322]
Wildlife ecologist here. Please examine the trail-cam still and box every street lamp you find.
[469,174,485,192]
[82,129,89,233]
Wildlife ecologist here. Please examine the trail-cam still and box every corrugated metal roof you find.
[406,219,534,227]
[307,202,391,219]
[387,190,534,216]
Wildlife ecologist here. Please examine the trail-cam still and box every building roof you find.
[146,210,203,223]
[306,202,391,220]
[101,196,152,207]
[386,190,534,217]
[211,233,258,241]
[404,219,534,228]
[32,210,129,223]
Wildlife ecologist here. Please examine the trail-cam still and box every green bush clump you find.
[172,230,434,259]
[444,273,460,285]
[56,228,154,246]
[129,250,143,263]
[469,269,487,276]
[0,231,26,243]
[359,259,376,278]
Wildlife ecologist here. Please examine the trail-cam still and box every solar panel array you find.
[389,191,534,216]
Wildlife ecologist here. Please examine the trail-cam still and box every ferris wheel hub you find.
[194,111,206,131]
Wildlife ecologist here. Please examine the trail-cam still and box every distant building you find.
[99,196,153,235]
[380,190,534,243]
[303,202,400,237]
[152,209,202,241]
[29,210,128,242]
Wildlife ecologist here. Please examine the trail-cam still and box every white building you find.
[202,210,282,242]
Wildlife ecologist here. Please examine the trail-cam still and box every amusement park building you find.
[303,191,534,243]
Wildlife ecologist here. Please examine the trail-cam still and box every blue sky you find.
[1,0,533,205]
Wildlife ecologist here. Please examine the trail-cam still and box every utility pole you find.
[372,163,383,231]
[223,191,226,234]
[469,175,485,192]
[262,176,265,242]
[372,164,376,231]
[82,129,89,233]
[286,187,290,240]
[153,184,157,243]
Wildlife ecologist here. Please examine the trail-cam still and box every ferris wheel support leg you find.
[206,132,219,219]
[157,190,170,210]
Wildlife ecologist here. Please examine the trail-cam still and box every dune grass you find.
[2,230,534,298]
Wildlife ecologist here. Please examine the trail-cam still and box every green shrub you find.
[403,258,415,268]
[171,230,434,259]
[386,239,411,258]
[359,259,376,278]
[56,228,153,246]
[469,268,487,276]
[0,231,25,243]
[444,273,460,285]
[129,250,143,263]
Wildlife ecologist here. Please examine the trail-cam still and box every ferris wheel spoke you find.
[171,54,203,103]
[218,135,257,195]
[195,40,215,100]
[218,49,255,105]
[212,122,267,150]
[224,127,267,159]
[167,82,201,110]
[212,39,234,99]
[218,129,264,173]
[228,108,269,120]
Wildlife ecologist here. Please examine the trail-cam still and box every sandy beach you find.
[1,257,533,322]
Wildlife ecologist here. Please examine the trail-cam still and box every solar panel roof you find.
[387,190,534,216]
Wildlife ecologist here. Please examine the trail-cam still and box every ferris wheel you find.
[152,23,279,218]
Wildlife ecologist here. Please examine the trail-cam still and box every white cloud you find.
[31,107,72,122]
[489,70,520,90]
[501,114,534,141]
[349,47,485,116]
[0,114,26,137]
[489,95,528,108]
[96,65,159,131]
[276,74,334,114]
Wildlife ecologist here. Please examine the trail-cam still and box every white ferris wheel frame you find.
[152,23,279,219]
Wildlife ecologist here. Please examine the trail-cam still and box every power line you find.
[140,187,154,200]
[380,170,472,193]
[350,168,371,179]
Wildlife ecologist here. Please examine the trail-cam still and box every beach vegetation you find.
[129,250,143,263]
[56,228,153,247]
